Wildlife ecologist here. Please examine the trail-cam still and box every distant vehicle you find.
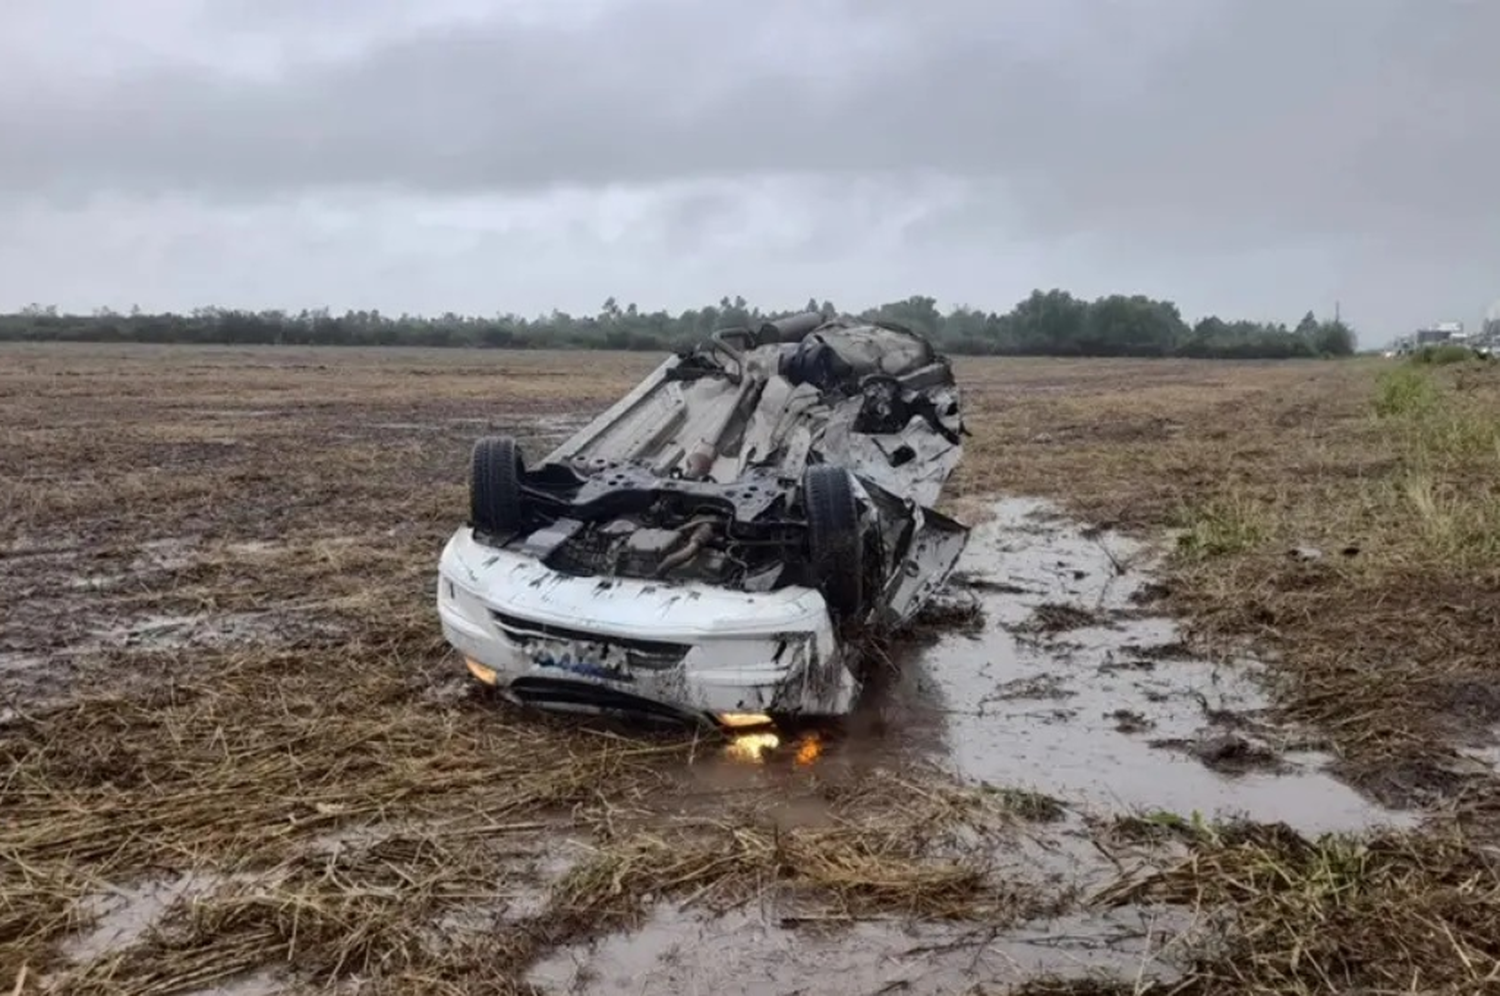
[1418,323,1462,346]
[1478,300,1500,355]
[1389,320,1470,357]
[436,312,969,729]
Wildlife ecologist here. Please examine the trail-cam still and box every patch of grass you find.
[1103,808,1213,845]
[1399,471,1500,565]
[1364,366,1500,567]
[1410,343,1488,366]
[1373,365,1440,419]
[1173,491,1271,559]
[59,833,532,994]
[548,787,1036,926]
[1089,819,1500,995]
[983,786,1069,823]
[1374,362,1500,466]
[1408,403,1500,470]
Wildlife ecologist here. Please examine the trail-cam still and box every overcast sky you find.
[1,0,1496,343]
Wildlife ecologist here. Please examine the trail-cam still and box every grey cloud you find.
[2,0,1497,337]
[0,174,1059,316]
[6,0,1494,247]
[0,1,1085,198]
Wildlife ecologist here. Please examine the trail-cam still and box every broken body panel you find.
[436,313,969,726]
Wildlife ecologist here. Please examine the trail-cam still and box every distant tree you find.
[1312,319,1356,357]
[0,293,1359,360]
[1081,294,1188,356]
[864,295,943,337]
[1008,289,1089,354]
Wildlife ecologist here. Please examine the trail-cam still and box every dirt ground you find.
[2,343,1498,995]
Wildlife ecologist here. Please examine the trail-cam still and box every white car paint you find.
[437,527,853,721]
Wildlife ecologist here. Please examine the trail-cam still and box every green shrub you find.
[1411,344,1481,366]
[1373,366,1439,419]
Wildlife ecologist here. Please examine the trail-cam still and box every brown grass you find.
[3,343,1500,994]
[1084,819,1500,994]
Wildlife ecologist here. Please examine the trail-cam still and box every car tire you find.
[470,435,526,536]
[803,464,864,618]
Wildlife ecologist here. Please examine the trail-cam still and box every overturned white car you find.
[436,312,969,729]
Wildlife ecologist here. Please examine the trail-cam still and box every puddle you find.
[904,497,1410,834]
[531,413,593,433]
[1467,741,1500,771]
[132,537,198,573]
[66,536,199,592]
[224,539,285,558]
[62,870,261,964]
[183,970,285,996]
[186,409,280,421]
[306,818,583,927]
[652,497,1409,837]
[651,498,1408,832]
[368,412,591,453]
[82,610,345,654]
[528,902,1189,995]
[434,842,579,936]
[0,651,45,676]
[520,415,594,457]
[448,413,591,433]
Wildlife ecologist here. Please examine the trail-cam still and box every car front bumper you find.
[436,528,855,722]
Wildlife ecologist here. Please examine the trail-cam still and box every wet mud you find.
[0,409,582,716]
[499,497,1416,994]
[56,873,288,996]
[676,497,1405,835]
[529,903,1190,995]
[895,497,1406,834]
[62,872,262,965]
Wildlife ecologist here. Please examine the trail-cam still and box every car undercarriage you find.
[437,311,971,725]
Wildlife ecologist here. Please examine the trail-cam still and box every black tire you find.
[803,464,864,618]
[470,436,525,536]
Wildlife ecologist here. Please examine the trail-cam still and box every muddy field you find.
[2,343,1498,995]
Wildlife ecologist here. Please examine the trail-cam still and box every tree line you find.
[0,291,1356,359]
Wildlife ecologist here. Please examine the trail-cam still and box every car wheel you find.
[803,464,864,618]
[470,435,526,536]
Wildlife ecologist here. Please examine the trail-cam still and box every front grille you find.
[490,610,688,670]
